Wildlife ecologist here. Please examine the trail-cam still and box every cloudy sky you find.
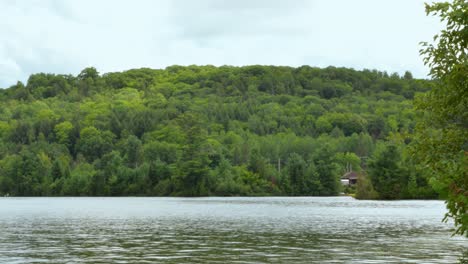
[0,0,442,88]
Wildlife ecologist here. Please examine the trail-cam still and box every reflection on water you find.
[0,197,465,263]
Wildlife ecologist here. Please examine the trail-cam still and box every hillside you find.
[0,65,437,198]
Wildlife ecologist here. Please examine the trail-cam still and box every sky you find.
[0,0,442,88]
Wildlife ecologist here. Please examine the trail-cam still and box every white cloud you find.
[0,0,442,88]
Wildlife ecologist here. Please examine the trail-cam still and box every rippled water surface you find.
[0,197,466,263]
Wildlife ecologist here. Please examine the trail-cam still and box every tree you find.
[335,152,361,174]
[120,135,142,168]
[50,156,71,195]
[403,71,413,80]
[94,151,123,195]
[176,113,211,196]
[62,162,95,196]
[368,144,404,199]
[314,145,340,195]
[10,121,33,144]
[77,127,115,161]
[54,121,74,147]
[0,64,438,198]
[78,67,99,81]
[355,173,379,199]
[415,0,467,236]
[285,153,307,195]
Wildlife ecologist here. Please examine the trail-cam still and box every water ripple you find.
[0,197,465,263]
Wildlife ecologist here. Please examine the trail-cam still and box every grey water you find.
[0,197,466,263]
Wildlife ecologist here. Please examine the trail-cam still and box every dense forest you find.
[0,65,438,198]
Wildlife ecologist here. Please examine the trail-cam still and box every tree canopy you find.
[414,0,467,236]
[0,65,436,200]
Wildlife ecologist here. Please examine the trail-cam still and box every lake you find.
[0,197,466,263]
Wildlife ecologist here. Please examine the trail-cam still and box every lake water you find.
[0,197,466,263]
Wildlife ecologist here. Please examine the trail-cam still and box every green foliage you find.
[368,144,405,199]
[355,173,379,200]
[364,139,438,201]
[335,152,361,173]
[0,65,436,200]
[63,162,95,196]
[54,121,73,147]
[314,145,341,196]
[414,0,467,236]
[285,153,307,195]
[77,127,115,161]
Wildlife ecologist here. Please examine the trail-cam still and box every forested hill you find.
[0,65,437,198]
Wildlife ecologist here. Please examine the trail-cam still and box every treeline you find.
[0,65,437,198]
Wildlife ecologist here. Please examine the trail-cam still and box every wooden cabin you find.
[341,171,358,186]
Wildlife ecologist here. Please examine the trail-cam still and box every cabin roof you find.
[342,171,358,180]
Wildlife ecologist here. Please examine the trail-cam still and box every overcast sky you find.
[0,0,442,88]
